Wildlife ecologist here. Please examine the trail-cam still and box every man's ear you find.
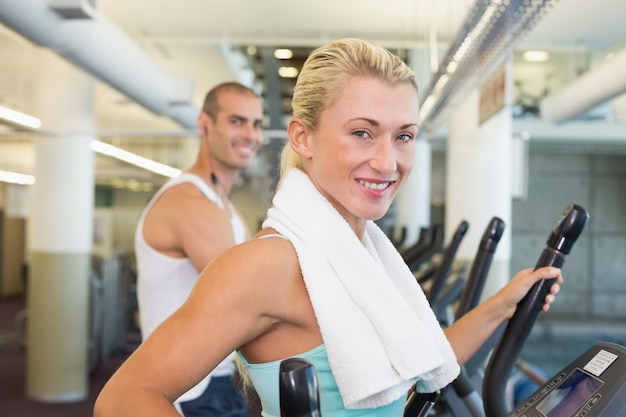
[287,117,313,159]
[197,112,211,136]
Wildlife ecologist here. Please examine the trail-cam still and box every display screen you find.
[535,369,603,417]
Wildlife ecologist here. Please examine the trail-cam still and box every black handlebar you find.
[455,216,505,319]
[279,358,322,417]
[404,390,440,417]
[428,220,469,305]
[482,203,589,417]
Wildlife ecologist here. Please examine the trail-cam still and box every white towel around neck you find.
[262,169,459,409]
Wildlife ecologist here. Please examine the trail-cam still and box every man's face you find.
[208,90,264,171]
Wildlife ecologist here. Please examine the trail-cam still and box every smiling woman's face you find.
[301,76,419,234]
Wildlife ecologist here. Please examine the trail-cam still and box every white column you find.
[27,50,94,402]
[396,48,435,248]
[397,139,432,247]
[445,62,514,299]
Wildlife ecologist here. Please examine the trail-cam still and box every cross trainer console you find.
[507,341,626,416]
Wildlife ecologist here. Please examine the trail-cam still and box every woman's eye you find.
[353,130,371,139]
[396,133,413,142]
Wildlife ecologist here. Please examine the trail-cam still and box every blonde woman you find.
[94,38,562,417]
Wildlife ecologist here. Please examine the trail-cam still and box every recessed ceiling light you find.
[523,50,550,62]
[278,66,299,78]
[274,48,293,60]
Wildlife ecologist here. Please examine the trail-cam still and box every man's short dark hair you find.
[201,82,259,120]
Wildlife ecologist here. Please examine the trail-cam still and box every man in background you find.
[134,82,264,417]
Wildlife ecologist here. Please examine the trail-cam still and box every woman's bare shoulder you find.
[203,228,300,289]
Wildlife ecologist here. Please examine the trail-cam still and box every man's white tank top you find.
[135,172,247,404]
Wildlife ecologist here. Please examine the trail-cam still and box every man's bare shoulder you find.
[147,182,223,224]
[142,182,227,258]
[160,181,219,208]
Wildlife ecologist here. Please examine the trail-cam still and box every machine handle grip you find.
[428,220,469,304]
[482,203,589,417]
[280,358,322,417]
[456,216,505,318]
[481,216,506,254]
[404,390,440,417]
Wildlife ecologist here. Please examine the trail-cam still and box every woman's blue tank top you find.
[237,345,406,417]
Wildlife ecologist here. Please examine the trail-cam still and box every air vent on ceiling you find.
[49,0,97,19]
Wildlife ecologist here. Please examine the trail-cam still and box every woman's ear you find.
[287,117,314,159]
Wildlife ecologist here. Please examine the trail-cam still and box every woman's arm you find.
[93,239,295,417]
[444,266,562,365]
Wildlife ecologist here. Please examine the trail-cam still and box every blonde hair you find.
[279,38,418,182]
[235,356,253,395]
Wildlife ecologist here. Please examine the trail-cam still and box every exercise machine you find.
[482,203,626,416]
[400,226,432,261]
[408,203,595,417]
[406,216,505,417]
[426,220,468,308]
[483,203,590,417]
[416,220,470,325]
[403,224,445,273]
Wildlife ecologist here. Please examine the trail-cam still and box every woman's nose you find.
[371,139,397,174]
